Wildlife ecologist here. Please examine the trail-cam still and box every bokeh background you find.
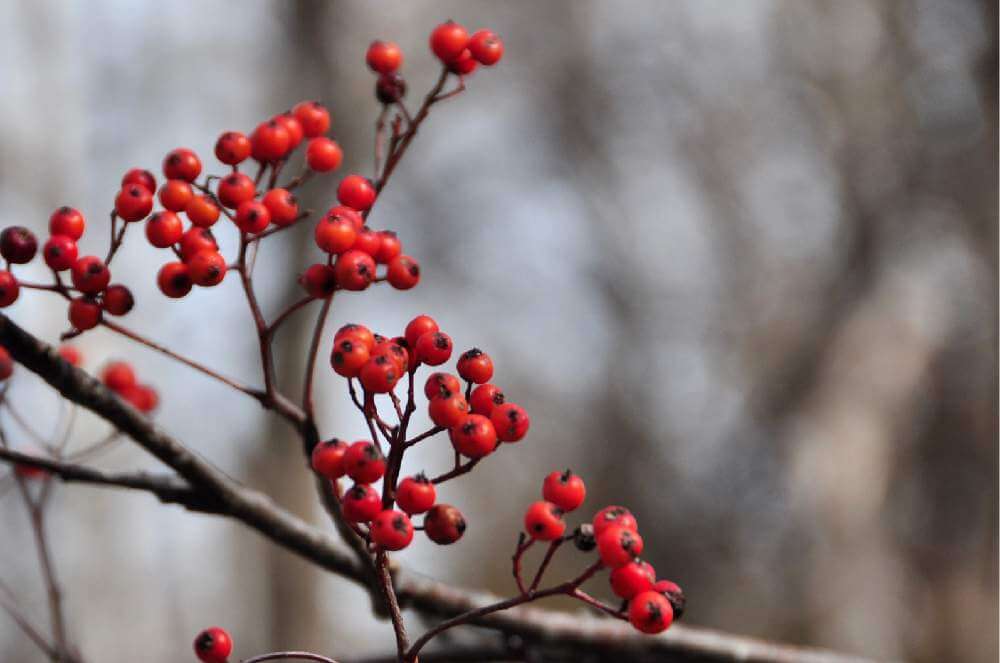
[0,1,996,661]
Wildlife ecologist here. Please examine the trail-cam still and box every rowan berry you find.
[262,188,299,226]
[217,173,256,209]
[367,40,403,74]
[306,137,343,172]
[652,580,686,620]
[469,383,504,416]
[592,506,638,537]
[0,227,37,264]
[0,271,18,307]
[121,168,156,193]
[71,256,111,295]
[456,348,493,384]
[314,214,357,254]
[68,297,101,330]
[424,503,466,545]
[371,509,414,551]
[337,175,376,211]
[404,315,437,348]
[311,438,348,479]
[610,560,656,600]
[158,179,194,212]
[386,254,420,290]
[628,591,673,634]
[334,250,376,291]
[49,207,85,240]
[374,231,401,264]
[469,29,504,65]
[58,345,82,366]
[188,251,227,287]
[448,49,478,76]
[429,393,470,428]
[430,20,469,62]
[273,112,304,150]
[597,525,644,568]
[185,195,221,228]
[352,226,381,257]
[41,235,77,271]
[335,324,376,352]
[524,501,566,541]
[0,347,12,380]
[424,372,461,400]
[343,440,386,483]
[491,402,529,442]
[101,361,136,393]
[122,384,159,413]
[359,355,399,393]
[342,483,381,522]
[163,148,201,182]
[542,470,586,512]
[250,120,290,163]
[372,341,408,375]
[415,331,452,366]
[179,228,219,262]
[235,200,271,234]
[101,284,134,316]
[193,626,232,663]
[330,336,369,378]
[295,264,333,299]
[215,131,251,165]
[157,262,192,298]
[115,184,154,222]
[292,101,331,138]
[375,74,407,104]
[396,474,436,515]
[450,413,497,458]
[145,211,184,248]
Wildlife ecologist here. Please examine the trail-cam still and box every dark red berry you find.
[424,504,466,545]
[101,284,134,316]
[68,297,101,330]
[157,262,192,298]
[300,263,338,299]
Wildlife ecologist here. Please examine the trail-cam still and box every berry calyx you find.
[524,500,566,541]
[371,509,414,551]
[628,591,673,634]
[68,297,101,330]
[542,469,586,512]
[423,503,466,545]
[193,626,232,663]
[396,474,436,515]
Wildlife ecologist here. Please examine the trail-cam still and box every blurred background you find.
[0,1,995,661]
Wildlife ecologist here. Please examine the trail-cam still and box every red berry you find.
[450,413,497,458]
[424,504,466,545]
[145,211,183,248]
[336,324,376,352]
[101,361,136,393]
[343,440,386,483]
[42,235,78,271]
[157,262,192,298]
[158,179,194,212]
[217,173,256,209]
[592,506,639,538]
[300,263,337,299]
[331,336,370,378]
[366,40,404,74]
[424,372,462,400]
[306,137,343,172]
[430,21,469,62]
[447,49,478,75]
[101,284,134,316]
[251,120,291,163]
[115,184,154,222]
[490,402,530,442]
[469,383,505,416]
[375,74,407,104]
[337,175,376,211]
[122,384,159,413]
[524,501,566,541]
[188,251,227,287]
[235,200,271,234]
[359,355,399,393]
[292,101,331,138]
[68,297,101,330]
[58,345,83,366]
[71,256,111,295]
[49,207,85,240]
[468,29,504,65]
[396,474,436,515]
[386,254,420,290]
[628,591,673,634]
[428,393,470,428]
[415,331,452,366]
[342,483,381,522]
[371,509,414,550]
[597,525,644,568]
[163,148,202,182]
[0,226,37,264]
[273,113,304,150]
[179,228,219,262]
[0,347,12,380]
[311,438,348,479]
[542,470,586,512]
[371,341,409,376]
[610,560,656,600]
[352,226,381,257]
[652,580,686,620]
[194,626,232,663]
[314,213,357,254]
[215,131,251,165]
[184,195,220,228]
[326,205,364,232]
[405,315,439,349]
[0,271,18,307]
[374,231,402,264]
[122,168,156,193]
[262,188,299,226]
[456,348,493,384]
[334,250,376,291]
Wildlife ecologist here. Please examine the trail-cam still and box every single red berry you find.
[447,49,478,75]
[652,580,686,620]
[0,271,18,307]
[366,40,404,74]
[300,263,337,299]
[592,506,639,538]
[0,347,12,380]
[101,361,136,393]
[359,355,399,393]
[429,392,470,428]
[396,474,436,515]
[343,440,386,483]
[335,324,376,352]
[193,626,232,663]
[101,284,134,316]
[121,384,159,413]
[628,591,673,634]
[352,226,382,257]
[330,336,369,378]
[468,29,504,65]
[216,173,256,209]
[49,207,85,240]
[235,200,271,234]
[71,256,111,295]
[386,254,420,290]
[342,483,381,522]
[404,315,439,349]
[68,296,101,330]
[58,345,83,366]
[469,383,505,416]
[430,20,469,62]
[415,331,452,366]
[450,413,497,458]
[121,168,156,193]
[456,348,493,384]
[273,113,304,150]
[250,120,291,163]
[374,231,402,264]
[311,438,348,479]
[314,214,357,254]
[490,402,530,442]
[424,503,466,545]
[292,101,331,138]
[371,509,414,551]
[185,195,221,228]
[597,525,644,568]
[375,74,407,104]
[43,235,78,271]
[306,137,343,172]
[145,211,184,248]
[157,262,193,298]
[326,205,364,232]
[610,560,656,600]
[115,184,154,222]
[179,228,219,262]
[215,131,251,165]
[337,175,376,211]
[371,341,409,376]
[188,251,227,287]
[158,179,194,212]
[163,148,202,182]
[424,372,462,400]
[524,501,566,541]
[334,250,376,291]
[262,188,299,226]
[0,226,37,264]
[542,470,586,512]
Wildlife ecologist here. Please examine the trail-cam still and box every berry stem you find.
[429,457,481,485]
[266,294,317,337]
[528,538,565,592]
[511,534,534,595]
[301,293,334,421]
[375,550,410,660]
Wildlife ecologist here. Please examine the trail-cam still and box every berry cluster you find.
[99,360,158,413]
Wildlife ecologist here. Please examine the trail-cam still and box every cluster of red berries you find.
[99,360,158,413]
